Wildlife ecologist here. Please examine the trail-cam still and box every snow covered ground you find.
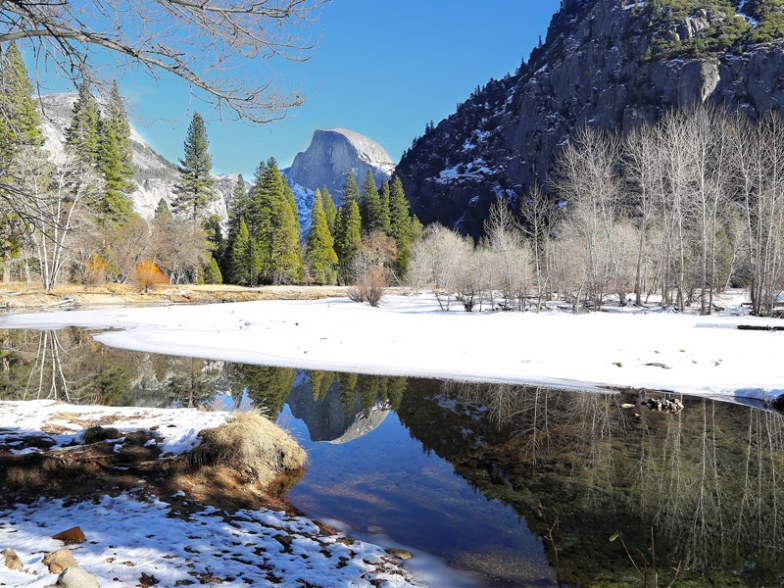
[0,400,422,587]
[0,494,421,587]
[2,291,783,403]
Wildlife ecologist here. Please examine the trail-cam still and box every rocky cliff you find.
[38,93,230,223]
[288,128,395,197]
[395,0,784,238]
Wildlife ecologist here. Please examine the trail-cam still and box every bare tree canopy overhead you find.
[0,0,325,122]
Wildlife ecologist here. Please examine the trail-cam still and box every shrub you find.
[348,265,388,307]
[133,259,169,293]
[83,254,110,286]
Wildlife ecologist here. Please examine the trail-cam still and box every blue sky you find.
[36,1,560,177]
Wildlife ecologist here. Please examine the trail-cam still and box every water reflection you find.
[2,328,784,585]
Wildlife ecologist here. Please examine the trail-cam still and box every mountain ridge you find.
[394,0,784,237]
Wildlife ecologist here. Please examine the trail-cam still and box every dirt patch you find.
[0,283,414,313]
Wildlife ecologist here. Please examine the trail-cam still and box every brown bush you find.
[133,259,169,293]
[83,254,110,286]
[349,265,388,307]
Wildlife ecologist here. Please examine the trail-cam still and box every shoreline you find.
[2,291,783,404]
[0,400,423,587]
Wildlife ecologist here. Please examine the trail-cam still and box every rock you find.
[2,548,24,571]
[385,548,413,561]
[43,549,79,574]
[52,526,86,544]
[288,129,395,197]
[56,566,99,588]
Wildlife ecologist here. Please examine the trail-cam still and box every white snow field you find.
[1,292,782,403]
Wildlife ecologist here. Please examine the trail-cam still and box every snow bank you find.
[0,494,422,587]
[2,294,783,402]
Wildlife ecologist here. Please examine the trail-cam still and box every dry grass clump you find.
[184,411,306,485]
[82,426,122,444]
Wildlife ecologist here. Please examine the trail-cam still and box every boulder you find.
[56,566,100,588]
[43,549,78,574]
[52,526,86,544]
[2,548,24,571]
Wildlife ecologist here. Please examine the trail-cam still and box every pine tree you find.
[305,188,338,284]
[202,254,223,284]
[322,186,337,235]
[229,218,252,285]
[0,41,43,168]
[335,199,362,284]
[0,41,43,285]
[96,82,134,224]
[360,170,383,234]
[172,112,217,228]
[341,169,360,205]
[388,177,413,278]
[250,160,302,284]
[223,174,248,279]
[379,180,391,234]
[155,198,171,220]
[65,78,100,165]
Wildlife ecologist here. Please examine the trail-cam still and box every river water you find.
[2,327,783,586]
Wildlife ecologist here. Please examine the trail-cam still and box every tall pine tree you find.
[388,177,413,279]
[250,160,302,284]
[0,41,42,284]
[360,170,383,234]
[341,169,360,205]
[305,188,338,284]
[172,112,217,229]
[379,180,391,234]
[322,186,337,235]
[65,78,100,166]
[0,41,43,169]
[335,199,362,284]
[96,82,134,224]
[229,218,252,285]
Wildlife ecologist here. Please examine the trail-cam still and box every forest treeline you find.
[4,38,784,317]
[410,106,784,317]
[0,41,420,292]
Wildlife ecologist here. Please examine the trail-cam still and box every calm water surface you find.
[2,328,784,586]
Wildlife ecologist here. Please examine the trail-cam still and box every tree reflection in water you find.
[3,328,784,585]
[409,381,784,585]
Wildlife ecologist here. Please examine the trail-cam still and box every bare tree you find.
[520,183,554,312]
[15,147,101,291]
[1,0,324,123]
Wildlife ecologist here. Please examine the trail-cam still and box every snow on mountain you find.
[38,93,228,223]
[288,128,394,198]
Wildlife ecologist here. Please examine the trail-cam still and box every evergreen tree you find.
[305,188,338,284]
[0,41,43,284]
[228,174,249,237]
[202,254,223,284]
[96,82,134,224]
[65,78,100,165]
[341,169,360,205]
[154,198,171,220]
[223,174,248,279]
[322,186,337,235]
[250,160,302,284]
[388,176,414,278]
[335,199,362,284]
[360,170,383,234]
[229,218,252,285]
[0,41,43,169]
[172,112,217,228]
[379,180,391,234]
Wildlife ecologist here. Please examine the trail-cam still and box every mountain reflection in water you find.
[2,328,783,586]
